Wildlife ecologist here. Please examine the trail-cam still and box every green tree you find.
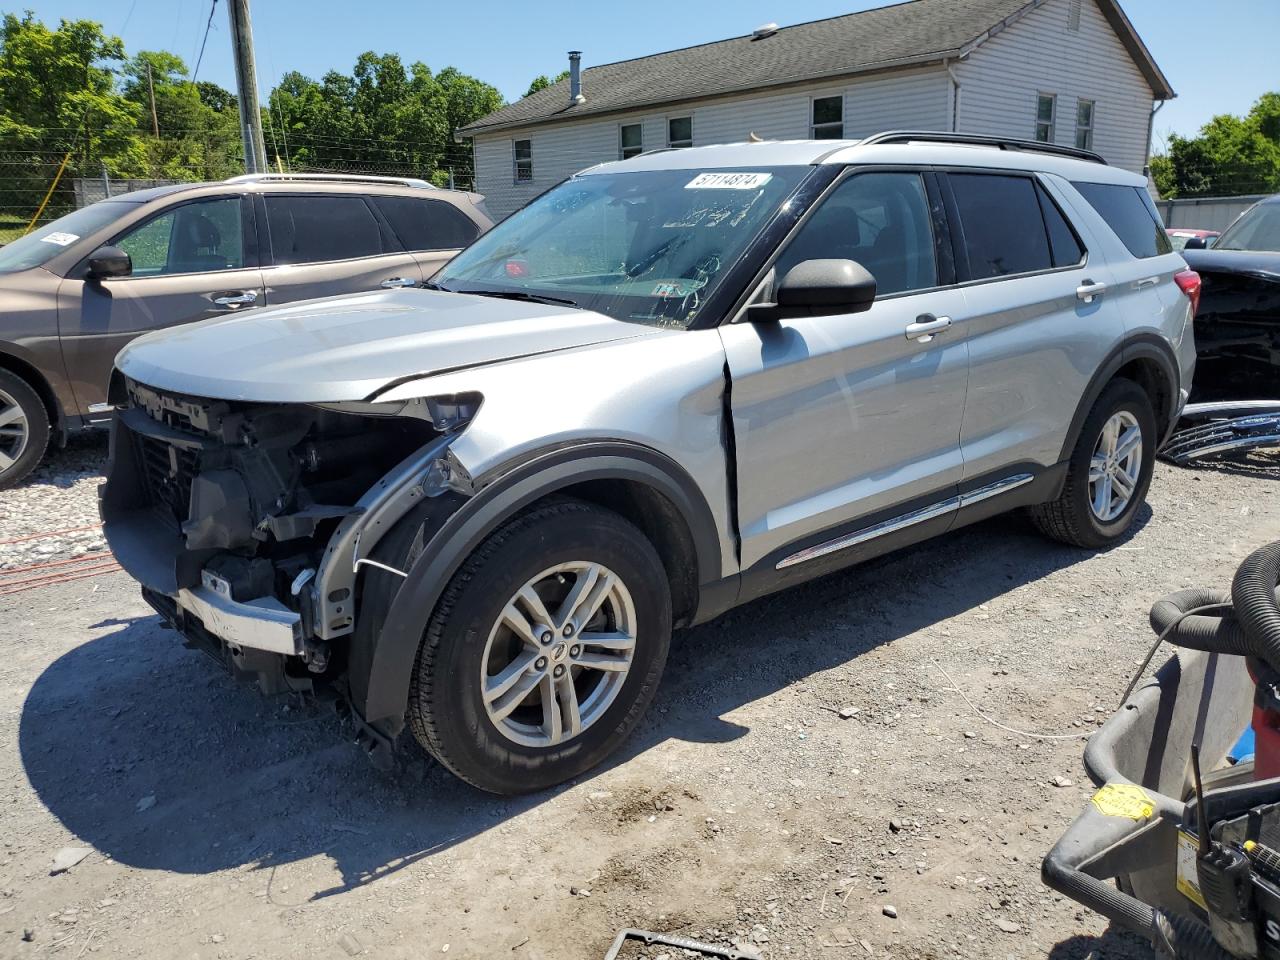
[1151,92,1280,198]
[524,69,569,99]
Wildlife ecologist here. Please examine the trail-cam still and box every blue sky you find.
[10,0,1277,144]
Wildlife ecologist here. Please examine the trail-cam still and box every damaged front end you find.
[101,377,477,695]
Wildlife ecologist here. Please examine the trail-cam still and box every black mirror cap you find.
[1182,236,1208,250]
[87,246,132,279]
[775,258,877,317]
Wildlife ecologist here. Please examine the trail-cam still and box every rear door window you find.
[370,196,481,251]
[264,195,388,264]
[947,173,1053,279]
[1071,181,1173,258]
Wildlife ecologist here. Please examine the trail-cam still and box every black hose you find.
[1043,856,1233,959]
[1149,589,1250,656]
[1234,542,1280,671]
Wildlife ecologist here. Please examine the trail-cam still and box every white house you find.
[459,0,1173,220]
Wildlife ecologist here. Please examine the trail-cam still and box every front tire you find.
[1029,378,1156,549]
[0,370,50,490]
[407,500,672,794]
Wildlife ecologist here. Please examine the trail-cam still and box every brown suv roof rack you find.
[859,130,1108,165]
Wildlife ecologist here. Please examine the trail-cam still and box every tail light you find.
[1174,269,1202,316]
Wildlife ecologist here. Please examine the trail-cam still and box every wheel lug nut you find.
[539,630,554,645]
[553,665,565,678]
[570,645,581,658]
[563,624,575,638]
[535,657,548,670]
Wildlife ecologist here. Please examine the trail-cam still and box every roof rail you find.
[225,172,439,189]
[858,130,1108,165]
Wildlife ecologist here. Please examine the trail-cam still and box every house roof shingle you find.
[459,0,1172,136]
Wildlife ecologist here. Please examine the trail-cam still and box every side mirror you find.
[87,246,132,279]
[1182,236,1208,250]
[746,259,877,323]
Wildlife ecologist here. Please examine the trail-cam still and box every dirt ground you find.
[1,438,1278,960]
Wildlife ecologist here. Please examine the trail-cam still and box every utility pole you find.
[226,0,267,174]
[145,62,159,137]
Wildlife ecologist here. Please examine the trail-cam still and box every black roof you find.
[460,0,1173,136]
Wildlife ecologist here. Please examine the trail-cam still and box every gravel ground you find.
[0,445,1277,960]
[0,433,108,570]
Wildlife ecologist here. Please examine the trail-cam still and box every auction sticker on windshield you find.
[685,172,773,190]
[39,232,79,246]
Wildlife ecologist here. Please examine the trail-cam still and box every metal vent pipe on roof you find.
[751,23,779,40]
[568,51,584,103]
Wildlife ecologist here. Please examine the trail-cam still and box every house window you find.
[1067,0,1083,31]
[620,123,643,159]
[513,139,533,182]
[1075,99,1095,151]
[811,95,844,139]
[667,116,693,148]
[1035,94,1056,143]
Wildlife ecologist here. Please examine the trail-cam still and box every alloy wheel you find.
[0,388,29,474]
[480,561,637,748]
[1088,410,1143,522]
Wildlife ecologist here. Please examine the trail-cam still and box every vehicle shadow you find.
[1046,927,1154,959]
[18,507,1146,898]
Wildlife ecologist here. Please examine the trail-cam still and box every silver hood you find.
[116,288,661,402]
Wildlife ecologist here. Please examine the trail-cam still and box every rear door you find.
[941,169,1125,481]
[257,193,424,305]
[368,194,484,281]
[58,194,263,412]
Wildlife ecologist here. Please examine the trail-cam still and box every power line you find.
[191,0,219,86]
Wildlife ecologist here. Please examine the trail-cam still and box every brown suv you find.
[0,173,492,487]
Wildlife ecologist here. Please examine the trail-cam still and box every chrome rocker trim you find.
[776,473,1034,570]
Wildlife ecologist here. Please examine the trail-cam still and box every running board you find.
[775,473,1033,570]
[1160,401,1280,465]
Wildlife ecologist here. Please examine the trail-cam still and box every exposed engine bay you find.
[101,377,478,692]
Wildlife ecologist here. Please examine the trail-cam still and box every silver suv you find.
[102,132,1198,794]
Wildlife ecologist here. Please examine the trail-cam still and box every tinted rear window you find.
[1036,185,1086,267]
[371,196,480,251]
[949,173,1053,278]
[1072,182,1172,259]
[264,195,388,264]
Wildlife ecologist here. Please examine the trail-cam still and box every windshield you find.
[0,201,138,275]
[1216,202,1280,252]
[435,167,811,328]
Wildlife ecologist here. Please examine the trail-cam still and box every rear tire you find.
[404,499,672,794]
[1029,378,1156,549]
[0,369,50,490]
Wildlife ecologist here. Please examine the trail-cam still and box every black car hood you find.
[1183,248,1280,280]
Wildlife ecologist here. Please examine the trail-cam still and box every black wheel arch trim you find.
[1057,334,1181,463]
[354,439,725,726]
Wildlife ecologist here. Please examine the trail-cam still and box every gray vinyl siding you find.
[953,0,1153,173]
[472,68,949,220]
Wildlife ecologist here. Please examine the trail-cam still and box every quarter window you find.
[115,197,244,276]
[371,196,480,251]
[774,172,937,297]
[264,195,387,264]
[811,95,844,139]
[1035,94,1057,143]
[949,174,1054,278]
[1036,184,1086,267]
[1072,181,1173,258]
[513,139,533,182]
[619,123,643,159]
[1075,99,1095,151]
[667,116,693,148]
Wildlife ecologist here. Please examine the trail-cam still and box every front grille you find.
[134,431,200,526]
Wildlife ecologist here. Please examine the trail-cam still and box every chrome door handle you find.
[212,291,258,307]
[905,315,952,342]
[1136,276,1159,289]
[380,277,416,289]
[1076,280,1108,302]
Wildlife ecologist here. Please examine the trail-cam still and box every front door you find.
[721,170,970,572]
[57,194,263,413]
[257,193,425,305]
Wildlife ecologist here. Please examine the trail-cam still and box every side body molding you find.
[355,440,727,726]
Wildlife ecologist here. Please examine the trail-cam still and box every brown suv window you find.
[371,196,480,251]
[264,195,387,264]
[116,197,244,276]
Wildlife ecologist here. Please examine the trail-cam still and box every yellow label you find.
[1177,831,1208,909]
[1090,783,1155,821]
